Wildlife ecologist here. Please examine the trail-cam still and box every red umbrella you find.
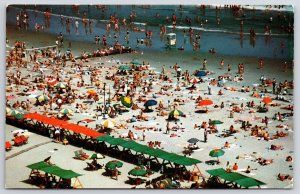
[262,97,272,104]
[197,99,213,106]
[190,77,199,84]
[197,99,213,111]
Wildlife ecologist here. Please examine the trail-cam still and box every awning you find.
[206,168,266,188]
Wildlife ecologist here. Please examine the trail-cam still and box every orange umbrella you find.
[197,99,213,106]
[87,90,97,95]
[262,97,272,104]
[197,99,213,111]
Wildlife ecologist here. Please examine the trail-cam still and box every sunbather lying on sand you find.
[277,173,293,181]
[256,157,273,165]
[270,144,283,150]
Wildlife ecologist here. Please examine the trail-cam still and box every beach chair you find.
[86,162,99,171]
[13,136,24,146]
[19,135,29,144]
[74,150,89,160]
[5,141,12,151]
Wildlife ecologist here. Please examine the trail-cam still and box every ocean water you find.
[6,5,294,60]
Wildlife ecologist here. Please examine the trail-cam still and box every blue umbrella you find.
[144,99,157,107]
[195,71,206,77]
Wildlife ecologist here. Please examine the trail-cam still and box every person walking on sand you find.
[166,121,171,134]
[142,130,146,141]
[204,129,208,143]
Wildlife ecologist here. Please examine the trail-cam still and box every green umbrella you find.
[89,153,105,159]
[131,59,142,65]
[36,95,49,102]
[105,160,123,170]
[118,65,131,71]
[128,166,147,177]
[209,149,225,162]
[120,96,133,108]
[60,108,74,115]
[55,82,67,89]
[169,109,184,117]
[209,120,224,125]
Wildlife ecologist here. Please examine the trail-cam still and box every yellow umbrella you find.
[102,119,116,129]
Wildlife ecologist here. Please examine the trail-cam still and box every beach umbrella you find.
[102,119,116,129]
[6,107,12,115]
[36,95,49,102]
[144,99,157,107]
[190,77,200,84]
[89,153,105,160]
[120,96,133,108]
[118,65,131,71]
[197,99,213,111]
[169,109,184,117]
[128,166,147,177]
[131,59,142,65]
[209,149,225,162]
[8,110,22,116]
[55,82,67,89]
[187,138,200,144]
[262,97,272,104]
[60,108,74,115]
[87,90,97,95]
[47,79,58,86]
[195,71,206,77]
[209,120,223,125]
[105,160,123,170]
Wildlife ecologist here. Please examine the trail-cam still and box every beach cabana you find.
[27,161,83,188]
[206,168,265,188]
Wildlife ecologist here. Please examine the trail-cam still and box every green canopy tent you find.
[206,168,266,188]
[235,177,266,188]
[27,161,83,188]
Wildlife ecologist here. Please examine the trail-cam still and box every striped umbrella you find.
[55,82,67,89]
[60,108,74,115]
[169,109,184,117]
[190,77,200,84]
[102,119,116,129]
[36,95,49,102]
[8,110,22,116]
[6,107,12,115]
[120,96,133,108]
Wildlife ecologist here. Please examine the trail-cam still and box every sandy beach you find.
[5,4,294,189]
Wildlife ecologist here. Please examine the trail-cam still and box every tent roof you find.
[206,168,265,188]
[27,161,82,179]
[94,134,114,142]
[235,177,266,188]
[24,113,68,127]
[105,138,128,146]
[206,168,227,176]
[173,157,202,166]
[60,123,103,138]
[24,113,104,138]
[27,161,50,170]
[95,136,202,166]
